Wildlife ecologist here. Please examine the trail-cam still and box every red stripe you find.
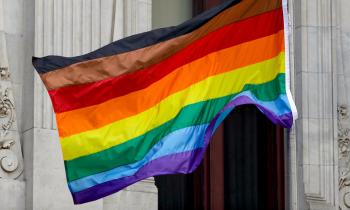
[49,9,283,113]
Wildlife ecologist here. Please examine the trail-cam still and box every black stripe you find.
[32,0,240,73]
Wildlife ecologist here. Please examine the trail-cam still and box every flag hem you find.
[282,0,298,121]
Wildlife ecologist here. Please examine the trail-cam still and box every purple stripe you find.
[223,95,293,128]
[72,148,204,204]
[71,95,293,204]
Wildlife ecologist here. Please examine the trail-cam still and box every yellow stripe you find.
[60,53,285,160]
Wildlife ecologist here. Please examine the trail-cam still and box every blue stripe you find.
[213,92,291,130]
[244,93,291,116]
[69,124,208,192]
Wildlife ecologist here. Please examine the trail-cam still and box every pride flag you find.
[32,0,297,204]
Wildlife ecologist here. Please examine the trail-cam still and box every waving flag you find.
[32,0,297,204]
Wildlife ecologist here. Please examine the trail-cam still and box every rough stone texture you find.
[0,179,25,210]
[103,179,158,210]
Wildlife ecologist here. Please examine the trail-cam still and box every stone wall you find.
[289,0,336,208]
[287,0,350,209]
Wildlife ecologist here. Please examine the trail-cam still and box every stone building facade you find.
[0,0,349,209]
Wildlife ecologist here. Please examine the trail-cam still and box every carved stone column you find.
[287,0,350,209]
[334,0,350,209]
[0,0,25,209]
[0,0,23,181]
[338,105,350,209]
[288,0,339,209]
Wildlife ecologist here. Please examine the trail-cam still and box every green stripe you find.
[65,73,286,182]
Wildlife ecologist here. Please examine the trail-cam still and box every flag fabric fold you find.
[32,0,297,204]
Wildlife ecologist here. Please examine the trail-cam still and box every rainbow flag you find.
[32,0,297,204]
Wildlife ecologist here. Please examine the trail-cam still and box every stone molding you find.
[334,0,350,208]
[288,0,339,209]
[338,105,350,209]
[0,0,23,180]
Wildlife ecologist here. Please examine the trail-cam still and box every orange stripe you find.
[56,30,285,137]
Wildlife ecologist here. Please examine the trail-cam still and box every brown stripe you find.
[41,0,281,90]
